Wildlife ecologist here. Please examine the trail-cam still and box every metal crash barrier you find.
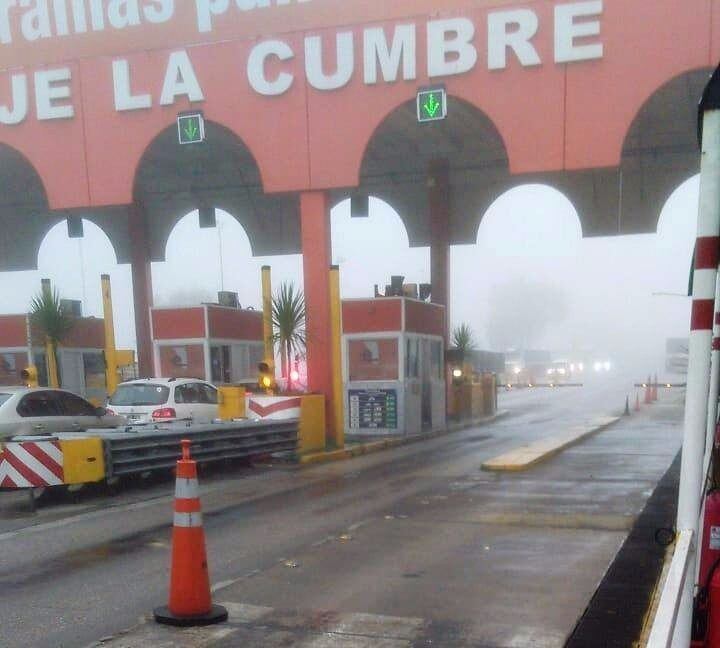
[0,419,298,488]
[102,420,298,478]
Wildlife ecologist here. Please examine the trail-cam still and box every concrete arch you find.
[329,195,430,298]
[133,120,300,262]
[0,143,48,210]
[348,95,510,247]
[475,184,583,247]
[0,143,53,272]
[507,69,710,239]
[617,67,712,235]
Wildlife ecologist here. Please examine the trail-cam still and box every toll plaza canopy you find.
[0,0,716,419]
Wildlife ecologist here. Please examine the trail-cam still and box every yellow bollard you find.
[261,266,274,376]
[101,274,119,398]
[218,386,246,420]
[298,395,326,454]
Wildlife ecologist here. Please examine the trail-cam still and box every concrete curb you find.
[481,416,620,472]
[298,411,510,466]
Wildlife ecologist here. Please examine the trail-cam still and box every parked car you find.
[0,387,126,441]
[107,378,219,425]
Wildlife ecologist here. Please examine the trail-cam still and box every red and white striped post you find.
[673,67,720,647]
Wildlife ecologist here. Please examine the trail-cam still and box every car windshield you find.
[0,393,12,407]
[109,384,170,406]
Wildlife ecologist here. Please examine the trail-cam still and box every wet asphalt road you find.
[0,376,682,648]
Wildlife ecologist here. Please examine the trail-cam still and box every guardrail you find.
[646,529,695,648]
[98,420,298,478]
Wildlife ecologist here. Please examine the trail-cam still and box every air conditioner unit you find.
[218,291,239,308]
[60,299,82,317]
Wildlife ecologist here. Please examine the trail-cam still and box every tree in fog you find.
[486,279,568,351]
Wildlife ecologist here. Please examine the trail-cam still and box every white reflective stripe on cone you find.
[174,512,203,528]
[174,478,199,499]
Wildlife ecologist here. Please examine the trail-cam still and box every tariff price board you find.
[348,389,398,430]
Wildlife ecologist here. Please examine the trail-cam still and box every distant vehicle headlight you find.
[547,368,554,375]
[603,361,611,371]
[593,361,602,372]
[558,368,566,375]
[570,364,575,372]
[513,367,522,375]
[452,368,463,378]
[578,363,584,372]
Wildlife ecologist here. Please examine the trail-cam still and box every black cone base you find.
[154,604,228,627]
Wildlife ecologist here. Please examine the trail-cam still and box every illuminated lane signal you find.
[177,112,205,145]
[417,87,447,123]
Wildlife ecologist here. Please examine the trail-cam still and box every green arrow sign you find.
[177,113,205,145]
[417,88,447,123]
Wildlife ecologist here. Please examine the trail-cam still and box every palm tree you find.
[272,282,306,392]
[30,283,74,388]
[452,323,476,361]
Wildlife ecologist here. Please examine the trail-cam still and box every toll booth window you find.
[159,345,205,379]
[83,352,106,402]
[431,341,443,379]
[210,345,232,384]
[348,339,399,381]
[406,338,419,378]
[33,352,49,387]
[0,352,25,386]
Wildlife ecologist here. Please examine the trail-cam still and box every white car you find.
[107,378,219,425]
[0,387,126,441]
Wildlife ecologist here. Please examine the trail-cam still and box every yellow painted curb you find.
[481,416,620,472]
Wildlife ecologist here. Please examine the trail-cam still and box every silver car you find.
[0,387,126,441]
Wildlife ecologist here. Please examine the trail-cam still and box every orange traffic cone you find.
[154,440,227,627]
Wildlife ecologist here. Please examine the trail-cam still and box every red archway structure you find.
[0,0,718,423]
[130,119,299,375]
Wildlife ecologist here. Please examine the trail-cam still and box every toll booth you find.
[342,298,446,436]
[151,304,264,385]
[0,313,107,401]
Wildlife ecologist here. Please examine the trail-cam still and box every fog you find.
[0,176,697,377]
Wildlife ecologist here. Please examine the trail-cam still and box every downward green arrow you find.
[184,119,198,140]
[423,93,440,118]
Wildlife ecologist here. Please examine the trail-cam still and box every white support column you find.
[673,102,720,646]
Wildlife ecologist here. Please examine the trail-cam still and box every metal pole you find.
[261,266,274,375]
[329,265,344,448]
[101,274,118,398]
[673,71,720,646]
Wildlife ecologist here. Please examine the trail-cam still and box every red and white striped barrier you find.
[0,440,64,488]
[246,396,302,421]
